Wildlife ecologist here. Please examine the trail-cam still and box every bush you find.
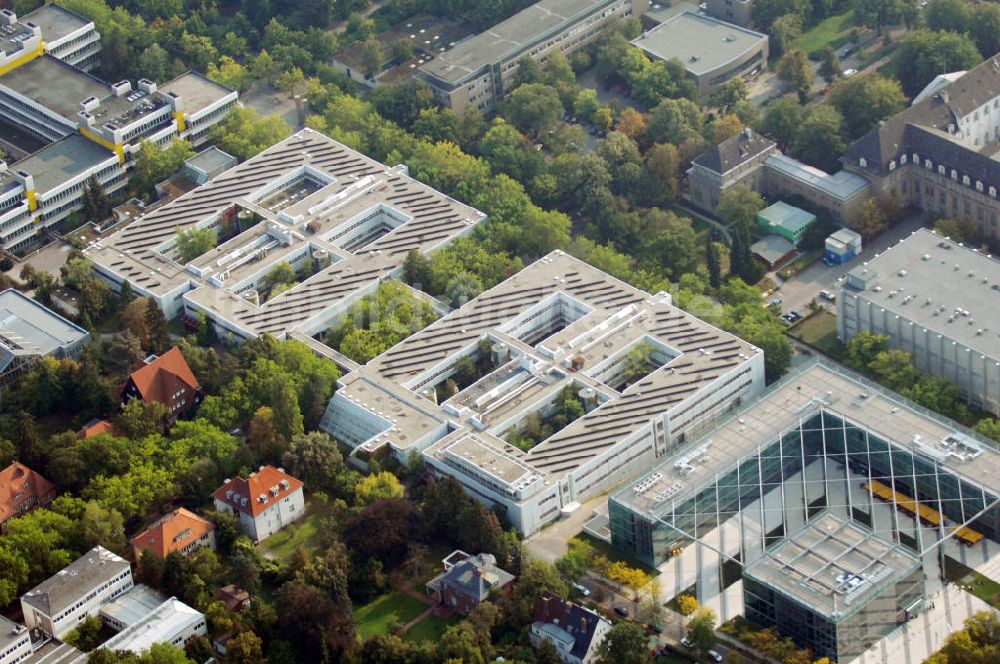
[0,256,12,272]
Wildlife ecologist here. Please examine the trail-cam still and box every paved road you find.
[770,212,929,316]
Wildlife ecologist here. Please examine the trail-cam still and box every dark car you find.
[614,606,629,617]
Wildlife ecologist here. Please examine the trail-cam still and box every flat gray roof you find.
[159,71,234,114]
[23,640,81,664]
[632,12,767,76]
[420,0,620,86]
[0,615,28,658]
[745,512,920,620]
[614,361,1000,515]
[844,228,1000,358]
[766,154,870,201]
[10,133,115,192]
[0,54,108,120]
[100,585,168,628]
[185,146,235,174]
[21,546,130,618]
[22,3,91,41]
[0,288,89,355]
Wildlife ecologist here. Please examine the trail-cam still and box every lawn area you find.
[796,10,856,58]
[355,590,429,640]
[258,500,324,561]
[776,250,822,280]
[574,533,661,578]
[787,310,844,360]
[403,613,460,643]
[943,557,1000,609]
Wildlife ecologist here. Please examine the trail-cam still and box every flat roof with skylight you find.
[632,12,767,77]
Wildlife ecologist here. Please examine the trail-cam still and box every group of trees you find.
[845,331,1000,441]
[323,280,439,363]
[506,385,585,450]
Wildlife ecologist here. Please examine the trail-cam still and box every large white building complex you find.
[837,229,1000,416]
[320,251,764,534]
[418,0,649,114]
[0,4,236,251]
[85,129,486,339]
[609,361,1000,664]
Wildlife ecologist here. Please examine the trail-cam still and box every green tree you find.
[793,105,846,173]
[175,227,216,263]
[829,74,907,138]
[706,236,722,289]
[845,331,890,370]
[207,56,251,92]
[770,13,803,57]
[819,46,843,83]
[924,0,972,33]
[505,83,564,137]
[212,107,292,161]
[595,622,651,664]
[687,608,718,654]
[717,185,765,235]
[132,140,195,198]
[65,615,104,652]
[361,36,385,77]
[760,97,806,151]
[854,0,906,34]
[779,49,812,102]
[970,4,1000,58]
[924,611,1000,664]
[893,30,981,97]
[853,197,889,239]
[355,471,404,506]
[973,418,1000,443]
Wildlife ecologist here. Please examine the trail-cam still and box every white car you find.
[572,582,591,597]
[680,637,694,648]
[843,68,858,77]
[708,650,724,663]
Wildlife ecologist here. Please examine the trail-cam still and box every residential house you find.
[530,592,611,664]
[130,508,216,561]
[0,462,56,529]
[78,418,117,439]
[212,466,304,543]
[122,347,201,420]
[20,546,133,639]
[426,551,515,615]
[214,585,250,613]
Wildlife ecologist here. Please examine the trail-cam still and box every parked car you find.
[572,582,591,597]
[820,289,837,302]
[708,650,724,662]
[680,637,694,648]
[843,68,858,77]
[770,297,783,307]
[614,606,629,617]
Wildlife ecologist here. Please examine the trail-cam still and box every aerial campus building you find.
[418,0,650,114]
[319,250,764,534]
[838,228,1000,416]
[84,128,486,339]
[0,4,236,251]
[631,11,768,100]
[609,361,999,663]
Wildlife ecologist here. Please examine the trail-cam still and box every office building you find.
[837,228,1000,415]
[631,12,768,100]
[743,513,924,662]
[21,546,133,639]
[705,0,755,27]
[844,54,1000,240]
[319,250,763,534]
[0,6,236,251]
[84,129,486,339]
[419,0,649,114]
[98,597,205,656]
[0,616,30,664]
[608,360,999,661]
[212,466,305,543]
[0,289,90,392]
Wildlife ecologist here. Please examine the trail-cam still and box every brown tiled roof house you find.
[0,462,56,529]
[122,347,201,419]
[130,508,216,560]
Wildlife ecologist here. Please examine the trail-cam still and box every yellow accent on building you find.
[26,189,37,212]
[80,126,125,164]
[173,111,186,133]
[0,41,45,77]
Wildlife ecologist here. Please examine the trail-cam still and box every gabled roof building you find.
[130,508,216,561]
[0,462,56,529]
[212,466,305,543]
[122,346,201,418]
[427,551,515,615]
[530,592,611,664]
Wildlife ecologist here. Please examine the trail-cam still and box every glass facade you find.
[744,563,924,662]
[610,411,999,567]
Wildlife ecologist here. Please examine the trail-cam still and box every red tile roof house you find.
[79,418,118,439]
[0,462,56,530]
[212,466,305,543]
[122,347,202,421]
[130,508,216,561]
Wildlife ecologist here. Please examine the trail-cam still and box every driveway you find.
[771,212,929,315]
[243,82,303,130]
[524,493,610,563]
